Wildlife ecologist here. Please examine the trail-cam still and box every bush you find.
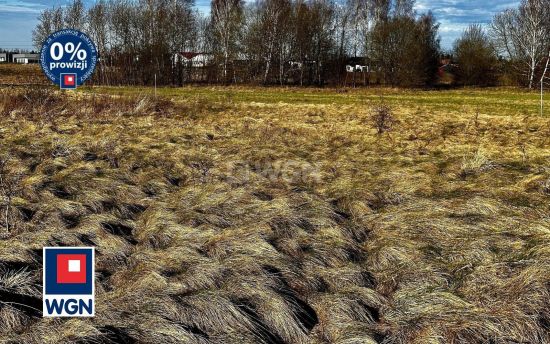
[371,104,394,134]
[0,87,62,117]
[369,13,440,87]
[454,25,498,86]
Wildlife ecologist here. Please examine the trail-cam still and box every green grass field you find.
[82,85,550,117]
[1,74,550,343]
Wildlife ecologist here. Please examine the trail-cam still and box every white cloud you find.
[0,1,44,13]
[414,0,520,49]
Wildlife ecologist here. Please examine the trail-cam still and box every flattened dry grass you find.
[0,86,549,343]
[0,64,47,86]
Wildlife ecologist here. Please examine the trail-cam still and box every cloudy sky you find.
[0,0,519,51]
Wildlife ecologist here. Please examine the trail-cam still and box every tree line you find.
[31,0,550,88]
[454,0,550,89]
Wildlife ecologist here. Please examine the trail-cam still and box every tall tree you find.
[491,0,550,88]
[370,0,390,23]
[370,9,439,87]
[32,7,64,49]
[31,0,445,87]
[65,0,86,30]
[212,0,244,83]
[33,9,54,49]
[393,0,414,17]
[309,0,337,85]
[245,0,291,83]
[454,24,498,86]
[88,1,109,84]
[348,0,369,58]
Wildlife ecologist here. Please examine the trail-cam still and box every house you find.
[438,58,458,77]
[0,53,7,63]
[12,53,39,64]
[173,52,213,68]
[344,57,372,86]
[345,57,371,74]
[346,65,369,72]
[288,61,303,70]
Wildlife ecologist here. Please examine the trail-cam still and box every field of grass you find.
[0,64,47,86]
[83,84,550,117]
[0,78,550,343]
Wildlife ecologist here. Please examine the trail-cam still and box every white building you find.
[173,52,213,68]
[12,53,39,64]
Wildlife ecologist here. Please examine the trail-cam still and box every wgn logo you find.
[43,247,95,317]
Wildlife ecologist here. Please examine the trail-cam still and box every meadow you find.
[0,70,549,343]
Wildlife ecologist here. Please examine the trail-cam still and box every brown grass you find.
[0,64,48,85]
[0,85,549,343]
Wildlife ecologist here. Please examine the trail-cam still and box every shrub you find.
[371,104,394,135]
[459,150,493,178]
[454,24,498,86]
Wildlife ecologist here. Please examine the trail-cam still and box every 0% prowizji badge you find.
[40,29,97,89]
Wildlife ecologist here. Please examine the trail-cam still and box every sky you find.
[0,0,520,52]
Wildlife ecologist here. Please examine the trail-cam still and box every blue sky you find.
[0,0,519,51]
[415,0,519,50]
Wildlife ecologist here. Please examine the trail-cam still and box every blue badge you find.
[40,29,97,89]
[43,247,95,317]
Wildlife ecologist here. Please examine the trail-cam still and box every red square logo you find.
[64,74,75,86]
[56,254,87,284]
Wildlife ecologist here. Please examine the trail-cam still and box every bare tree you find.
[245,0,291,84]
[265,0,290,84]
[393,0,414,17]
[454,24,498,86]
[370,9,439,87]
[212,0,244,83]
[88,1,110,84]
[32,9,54,49]
[370,0,390,23]
[32,7,64,49]
[167,0,198,85]
[65,0,86,30]
[31,0,445,87]
[333,2,351,83]
[309,0,337,85]
[491,0,550,89]
[348,0,369,58]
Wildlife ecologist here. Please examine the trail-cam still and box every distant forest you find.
[31,0,550,88]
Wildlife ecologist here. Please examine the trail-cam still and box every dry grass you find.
[0,64,48,85]
[0,84,549,344]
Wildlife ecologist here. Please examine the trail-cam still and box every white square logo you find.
[68,260,81,272]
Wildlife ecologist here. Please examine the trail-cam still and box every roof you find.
[178,52,212,59]
[12,53,39,58]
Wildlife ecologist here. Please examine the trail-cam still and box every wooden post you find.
[344,71,348,87]
[541,53,550,116]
